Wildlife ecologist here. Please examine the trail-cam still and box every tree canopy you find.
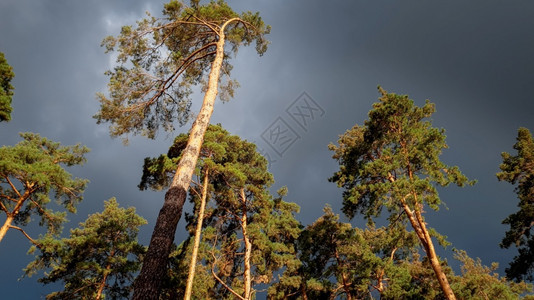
[139,124,301,299]
[97,2,271,297]
[271,206,534,300]
[329,87,475,299]
[498,127,534,282]
[25,198,147,300]
[95,0,270,140]
[0,133,89,245]
[0,51,15,122]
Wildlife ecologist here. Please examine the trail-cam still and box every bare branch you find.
[119,43,217,114]
[190,15,220,35]
[0,199,9,213]
[210,249,245,300]
[4,176,22,198]
[8,225,40,246]
[0,193,19,204]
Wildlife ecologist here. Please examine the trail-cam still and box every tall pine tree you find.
[329,87,474,299]
[95,2,269,297]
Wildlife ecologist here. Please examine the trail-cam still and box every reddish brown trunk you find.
[132,19,239,300]
[96,264,111,300]
[400,199,456,300]
[414,206,456,300]
[390,167,456,300]
[375,247,396,294]
[301,285,308,300]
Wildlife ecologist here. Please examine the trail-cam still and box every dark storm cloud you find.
[1,0,534,298]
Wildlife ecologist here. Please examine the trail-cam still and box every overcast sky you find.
[1,0,534,298]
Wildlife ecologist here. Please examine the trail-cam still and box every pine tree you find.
[271,208,533,299]
[25,198,147,300]
[270,206,423,300]
[329,87,474,299]
[95,2,269,297]
[450,250,533,300]
[140,124,300,299]
[0,51,14,122]
[0,133,89,246]
[140,124,226,300]
[498,127,534,281]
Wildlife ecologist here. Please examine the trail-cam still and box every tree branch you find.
[29,198,59,232]
[4,176,22,198]
[8,225,39,246]
[120,43,217,114]
[210,257,245,300]
[0,199,9,213]
[189,15,220,35]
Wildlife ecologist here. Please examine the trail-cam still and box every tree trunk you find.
[184,168,209,300]
[301,285,308,300]
[390,167,456,300]
[334,249,352,300]
[0,214,14,243]
[96,262,111,300]
[414,206,456,300]
[401,199,456,300]
[340,272,352,300]
[132,19,239,300]
[240,188,252,300]
[0,195,27,244]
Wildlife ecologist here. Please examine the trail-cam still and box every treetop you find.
[95,0,270,140]
[329,87,474,221]
[0,132,89,234]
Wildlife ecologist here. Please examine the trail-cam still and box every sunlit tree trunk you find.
[240,188,252,300]
[415,206,456,300]
[400,196,456,300]
[0,192,29,244]
[184,168,210,300]
[0,215,14,243]
[132,18,240,300]
[95,261,112,300]
[301,286,308,300]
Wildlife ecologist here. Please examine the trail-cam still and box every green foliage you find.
[451,250,533,300]
[271,207,533,299]
[270,206,429,299]
[95,0,270,140]
[139,124,300,298]
[0,51,14,122]
[329,87,474,224]
[162,241,217,299]
[139,124,229,192]
[328,87,475,298]
[394,255,453,300]
[497,127,534,281]
[0,133,89,236]
[25,198,147,299]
